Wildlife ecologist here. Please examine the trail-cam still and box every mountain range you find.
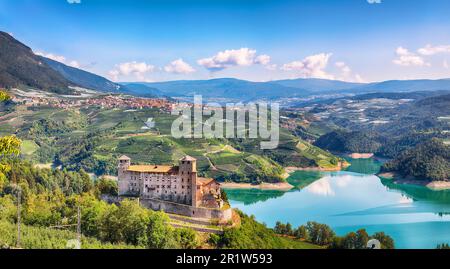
[1,31,450,100]
[0,31,74,94]
[0,31,123,95]
[41,57,123,93]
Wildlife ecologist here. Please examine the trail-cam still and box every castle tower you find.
[118,155,131,195]
[179,156,198,207]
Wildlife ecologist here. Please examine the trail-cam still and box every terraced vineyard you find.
[1,102,343,183]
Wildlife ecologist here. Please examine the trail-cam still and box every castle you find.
[118,155,232,221]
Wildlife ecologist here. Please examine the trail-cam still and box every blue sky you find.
[1,0,450,82]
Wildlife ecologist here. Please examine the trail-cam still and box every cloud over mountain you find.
[282,53,334,79]
[109,61,155,81]
[34,51,80,68]
[393,47,429,67]
[197,48,272,71]
[164,59,195,74]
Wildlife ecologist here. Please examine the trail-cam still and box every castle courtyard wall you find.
[140,198,232,223]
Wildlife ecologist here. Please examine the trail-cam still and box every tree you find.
[274,221,286,235]
[95,177,118,197]
[355,229,369,249]
[294,225,309,240]
[146,211,176,249]
[342,232,358,249]
[0,90,10,102]
[0,136,21,190]
[79,169,93,193]
[306,221,335,246]
[175,228,199,249]
[372,232,395,249]
[220,189,229,204]
[0,136,21,156]
[99,199,149,246]
[285,222,293,236]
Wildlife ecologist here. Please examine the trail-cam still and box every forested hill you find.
[314,92,450,158]
[0,32,75,94]
[382,139,449,181]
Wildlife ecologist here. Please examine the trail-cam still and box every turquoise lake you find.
[225,158,450,249]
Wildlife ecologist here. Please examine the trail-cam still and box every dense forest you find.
[382,139,449,181]
[314,130,381,154]
[311,92,450,182]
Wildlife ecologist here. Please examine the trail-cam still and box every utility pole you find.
[76,206,81,247]
[16,188,21,248]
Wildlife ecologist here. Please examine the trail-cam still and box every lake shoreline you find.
[220,182,294,191]
[285,161,351,173]
[348,153,374,159]
[378,172,450,191]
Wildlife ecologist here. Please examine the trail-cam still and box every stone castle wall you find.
[140,198,232,223]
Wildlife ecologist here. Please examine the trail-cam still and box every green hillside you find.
[1,102,343,183]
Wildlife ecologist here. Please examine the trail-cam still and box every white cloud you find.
[164,59,196,74]
[35,52,66,63]
[67,0,81,4]
[444,60,449,69]
[335,62,351,76]
[34,51,80,68]
[418,44,450,56]
[68,60,80,68]
[393,47,430,67]
[334,61,365,83]
[264,64,278,71]
[281,53,334,79]
[255,54,271,65]
[197,48,272,71]
[109,61,155,81]
[354,74,366,83]
[367,0,382,4]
